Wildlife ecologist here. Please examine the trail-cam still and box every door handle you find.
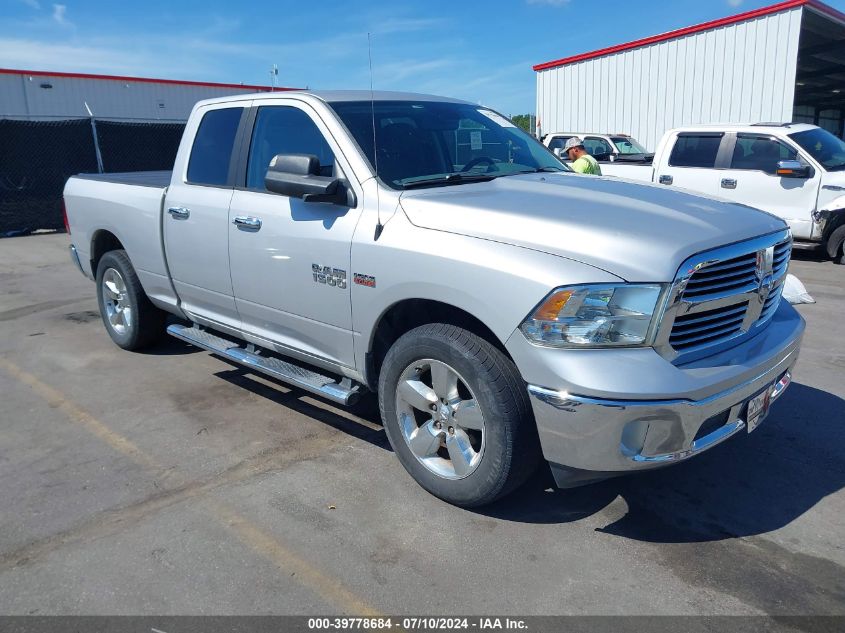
[658,175,673,185]
[167,206,190,219]
[232,215,262,231]
[721,178,737,189]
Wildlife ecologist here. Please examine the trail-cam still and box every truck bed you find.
[73,170,172,188]
[64,170,175,311]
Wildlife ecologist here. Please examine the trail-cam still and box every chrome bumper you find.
[519,303,804,487]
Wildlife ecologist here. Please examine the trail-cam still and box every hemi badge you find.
[354,273,376,288]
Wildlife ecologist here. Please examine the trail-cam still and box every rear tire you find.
[96,250,165,350]
[378,323,541,507]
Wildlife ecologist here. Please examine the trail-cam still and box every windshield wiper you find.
[518,167,566,173]
[400,173,499,189]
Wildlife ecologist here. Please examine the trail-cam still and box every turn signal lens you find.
[533,290,573,321]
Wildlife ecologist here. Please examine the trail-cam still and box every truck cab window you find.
[548,137,573,151]
[730,135,798,174]
[246,107,335,190]
[611,137,648,155]
[186,107,243,186]
[668,134,723,168]
[584,137,613,157]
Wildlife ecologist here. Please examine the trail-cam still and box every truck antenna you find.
[368,32,384,241]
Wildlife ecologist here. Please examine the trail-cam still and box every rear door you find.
[712,133,820,238]
[655,132,725,195]
[227,101,363,368]
[164,103,248,330]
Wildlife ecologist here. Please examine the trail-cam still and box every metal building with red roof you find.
[0,68,292,122]
[533,0,845,149]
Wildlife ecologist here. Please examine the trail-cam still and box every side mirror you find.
[776,160,812,179]
[264,154,351,205]
[553,147,564,158]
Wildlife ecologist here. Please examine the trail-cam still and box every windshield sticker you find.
[478,109,516,128]
[470,130,483,150]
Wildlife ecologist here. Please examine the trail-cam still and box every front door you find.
[228,103,363,368]
[713,133,820,239]
[583,136,614,160]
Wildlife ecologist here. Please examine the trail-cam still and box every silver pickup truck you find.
[64,90,805,507]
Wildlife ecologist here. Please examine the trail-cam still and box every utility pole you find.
[270,64,278,91]
[84,101,104,174]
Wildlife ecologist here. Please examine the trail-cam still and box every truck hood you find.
[398,173,787,281]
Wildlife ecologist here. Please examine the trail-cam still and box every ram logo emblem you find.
[312,264,347,289]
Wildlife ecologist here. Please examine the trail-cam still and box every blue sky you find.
[3,0,845,115]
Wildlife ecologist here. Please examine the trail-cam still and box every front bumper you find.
[506,301,805,487]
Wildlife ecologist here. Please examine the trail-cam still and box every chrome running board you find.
[167,324,361,406]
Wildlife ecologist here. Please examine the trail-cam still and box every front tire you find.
[378,323,540,507]
[96,250,165,350]
[826,224,845,265]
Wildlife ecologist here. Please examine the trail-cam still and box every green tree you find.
[511,114,533,134]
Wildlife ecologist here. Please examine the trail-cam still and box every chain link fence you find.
[0,118,185,236]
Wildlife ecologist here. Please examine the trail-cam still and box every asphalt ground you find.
[0,233,843,616]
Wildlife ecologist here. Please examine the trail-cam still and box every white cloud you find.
[526,0,571,6]
[0,37,208,78]
[375,58,455,82]
[0,29,364,88]
[371,17,446,35]
[52,4,69,25]
[727,0,743,6]
[21,0,41,9]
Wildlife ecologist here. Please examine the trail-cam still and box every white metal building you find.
[534,0,845,151]
[0,68,289,122]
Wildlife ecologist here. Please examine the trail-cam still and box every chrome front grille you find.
[772,239,791,277]
[759,240,791,322]
[680,253,757,300]
[669,302,748,351]
[656,230,792,364]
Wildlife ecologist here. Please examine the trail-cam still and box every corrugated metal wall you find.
[0,73,262,122]
[536,6,803,151]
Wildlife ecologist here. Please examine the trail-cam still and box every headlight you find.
[520,284,665,347]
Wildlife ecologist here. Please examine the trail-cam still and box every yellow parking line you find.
[207,498,381,616]
[0,357,161,473]
[0,356,380,616]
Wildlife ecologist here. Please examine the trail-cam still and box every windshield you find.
[789,127,845,171]
[610,136,648,154]
[329,100,567,189]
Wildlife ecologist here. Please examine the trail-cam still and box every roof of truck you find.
[545,132,630,138]
[666,122,818,135]
[194,90,471,108]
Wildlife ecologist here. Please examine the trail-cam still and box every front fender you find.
[350,210,623,374]
[813,200,845,244]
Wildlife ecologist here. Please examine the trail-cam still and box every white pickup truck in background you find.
[543,132,653,165]
[601,123,845,263]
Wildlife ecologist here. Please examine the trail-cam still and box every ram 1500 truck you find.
[602,123,845,263]
[64,91,804,507]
